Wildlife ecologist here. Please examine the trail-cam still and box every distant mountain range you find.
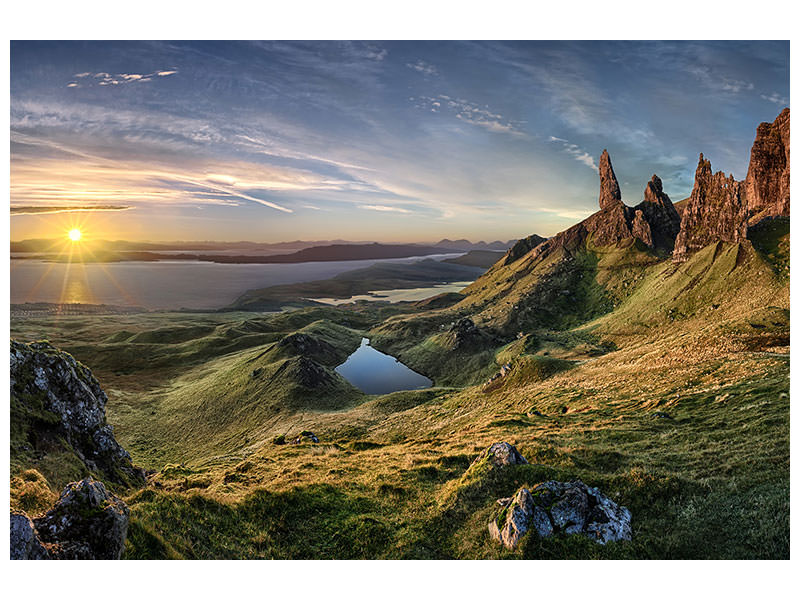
[11,238,517,254]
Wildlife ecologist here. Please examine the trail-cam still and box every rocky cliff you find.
[744,107,790,224]
[673,107,789,260]
[672,154,748,261]
[10,340,145,486]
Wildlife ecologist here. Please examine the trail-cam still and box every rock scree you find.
[489,480,632,549]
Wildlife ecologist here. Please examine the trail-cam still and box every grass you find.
[9,225,790,559]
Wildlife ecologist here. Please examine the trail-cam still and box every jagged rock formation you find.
[471,442,528,468]
[638,175,682,249]
[517,152,680,264]
[673,154,748,261]
[10,340,145,485]
[744,107,790,224]
[598,149,623,210]
[30,477,130,559]
[489,480,632,549]
[673,108,789,260]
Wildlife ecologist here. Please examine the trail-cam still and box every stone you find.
[10,511,49,560]
[10,340,145,485]
[33,476,130,560]
[673,154,748,261]
[598,149,623,210]
[472,442,528,468]
[744,107,789,224]
[488,480,631,549]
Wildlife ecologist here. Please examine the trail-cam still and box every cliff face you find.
[744,107,790,224]
[673,108,789,260]
[672,155,748,261]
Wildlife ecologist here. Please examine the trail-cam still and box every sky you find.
[10,40,790,243]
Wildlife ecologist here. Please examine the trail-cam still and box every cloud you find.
[547,137,598,171]
[361,204,411,214]
[538,206,596,220]
[761,92,788,105]
[68,69,177,88]
[413,95,526,137]
[11,205,132,216]
[406,60,438,76]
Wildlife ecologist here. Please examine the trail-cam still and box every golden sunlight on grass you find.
[68,228,82,242]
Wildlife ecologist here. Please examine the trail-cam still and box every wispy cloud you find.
[11,205,132,216]
[761,92,788,105]
[413,95,526,137]
[361,204,411,214]
[547,136,598,172]
[406,60,438,76]
[66,68,177,88]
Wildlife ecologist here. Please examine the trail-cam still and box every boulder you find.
[10,511,49,560]
[471,442,528,468]
[10,340,145,485]
[33,477,130,560]
[489,480,631,549]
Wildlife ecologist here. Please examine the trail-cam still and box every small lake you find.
[335,338,432,395]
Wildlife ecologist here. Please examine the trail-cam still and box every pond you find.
[335,338,432,395]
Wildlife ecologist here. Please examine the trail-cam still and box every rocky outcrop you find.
[444,318,498,350]
[10,340,145,485]
[598,149,623,210]
[637,175,681,249]
[501,234,546,266]
[10,511,49,559]
[524,152,681,263]
[744,107,790,224]
[489,480,632,549]
[11,477,130,560]
[673,154,748,261]
[471,442,528,468]
[33,477,130,559]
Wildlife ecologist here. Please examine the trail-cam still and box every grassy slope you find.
[9,221,789,558]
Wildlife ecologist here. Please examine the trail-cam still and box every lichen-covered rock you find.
[10,511,49,560]
[471,442,528,468]
[744,107,789,224]
[489,480,631,549]
[33,477,130,560]
[631,209,653,248]
[673,154,748,261]
[10,340,145,485]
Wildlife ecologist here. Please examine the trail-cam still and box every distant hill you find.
[433,239,516,251]
[443,250,506,268]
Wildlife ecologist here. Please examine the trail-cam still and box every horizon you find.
[11,41,789,243]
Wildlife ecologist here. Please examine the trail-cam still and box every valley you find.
[9,109,790,560]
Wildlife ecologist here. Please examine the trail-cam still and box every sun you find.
[68,228,82,242]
